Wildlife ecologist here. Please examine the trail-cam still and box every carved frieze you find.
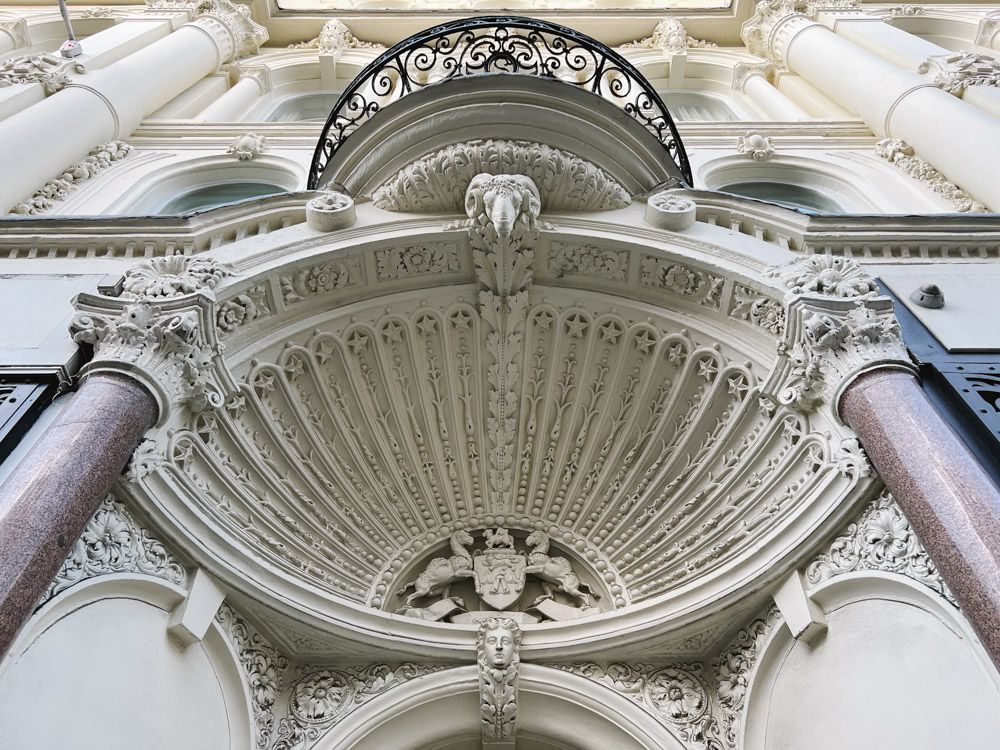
[640,256,724,309]
[279,258,361,305]
[375,243,460,281]
[875,138,988,212]
[371,140,630,213]
[40,495,187,608]
[547,242,629,282]
[216,285,270,336]
[806,490,956,605]
[10,141,131,215]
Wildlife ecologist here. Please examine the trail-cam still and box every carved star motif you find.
[727,374,749,398]
[697,358,718,380]
[416,315,438,335]
[347,331,369,354]
[450,310,473,330]
[314,338,335,364]
[255,372,276,393]
[634,330,657,353]
[534,311,554,330]
[599,321,623,344]
[666,343,684,362]
[284,356,305,378]
[565,314,589,338]
[382,321,404,343]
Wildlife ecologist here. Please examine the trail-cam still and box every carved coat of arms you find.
[473,528,526,610]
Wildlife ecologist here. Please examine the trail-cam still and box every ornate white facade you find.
[1,3,1000,750]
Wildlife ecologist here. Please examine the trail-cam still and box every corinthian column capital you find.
[741,0,813,62]
[70,257,237,425]
[759,256,915,417]
[146,0,267,62]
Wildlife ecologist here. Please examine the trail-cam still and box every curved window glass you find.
[264,93,340,122]
[717,181,843,213]
[159,182,286,214]
[662,91,740,122]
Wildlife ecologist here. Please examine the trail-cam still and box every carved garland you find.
[371,140,631,213]
[10,141,131,216]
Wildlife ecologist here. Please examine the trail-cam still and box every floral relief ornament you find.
[41,495,186,607]
[736,131,775,161]
[228,132,267,161]
[875,138,988,212]
[806,490,956,605]
[10,141,131,215]
[216,285,269,334]
[765,255,878,300]
[121,256,234,299]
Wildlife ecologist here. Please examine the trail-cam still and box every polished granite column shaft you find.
[0,373,157,659]
[841,369,1000,672]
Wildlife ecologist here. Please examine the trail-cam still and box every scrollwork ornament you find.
[875,138,988,212]
[713,607,783,749]
[41,495,186,607]
[621,19,718,54]
[288,19,384,53]
[215,602,289,748]
[806,490,955,605]
[477,617,521,743]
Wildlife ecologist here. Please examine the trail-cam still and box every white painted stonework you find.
[1,3,1000,749]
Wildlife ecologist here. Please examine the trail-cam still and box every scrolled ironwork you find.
[308,16,692,189]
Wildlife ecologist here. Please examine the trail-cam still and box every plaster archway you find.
[324,664,684,750]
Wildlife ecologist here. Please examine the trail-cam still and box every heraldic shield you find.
[473,549,527,610]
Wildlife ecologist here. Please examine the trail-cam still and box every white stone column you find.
[817,10,946,71]
[194,68,268,122]
[742,1,1000,210]
[735,64,809,120]
[0,0,267,213]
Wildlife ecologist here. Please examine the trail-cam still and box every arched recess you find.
[110,155,303,215]
[0,575,253,750]
[699,156,884,214]
[881,12,984,51]
[112,210,880,664]
[742,573,1000,750]
[324,664,683,750]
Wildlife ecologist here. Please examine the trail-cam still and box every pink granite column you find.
[840,369,1000,672]
[0,373,158,659]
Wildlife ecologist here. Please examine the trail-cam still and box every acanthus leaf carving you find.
[215,602,289,748]
[806,489,956,605]
[40,494,187,607]
[477,616,521,744]
[122,255,234,299]
[621,19,718,54]
[372,140,630,214]
[287,19,384,54]
[466,173,541,513]
[875,138,989,212]
[764,255,878,300]
[71,293,225,420]
[10,141,131,215]
[712,607,783,749]
[192,0,268,61]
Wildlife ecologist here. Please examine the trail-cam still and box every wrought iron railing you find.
[308,16,692,189]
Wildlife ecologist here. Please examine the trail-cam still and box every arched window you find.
[158,182,287,214]
[716,181,844,213]
[661,91,741,122]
